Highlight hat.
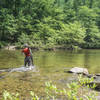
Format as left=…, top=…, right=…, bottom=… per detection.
left=24, top=43, right=28, bottom=47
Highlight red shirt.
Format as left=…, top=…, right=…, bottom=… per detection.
left=22, top=48, right=30, bottom=56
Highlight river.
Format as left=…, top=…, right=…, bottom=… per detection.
left=0, top=49, right=100, bottom=99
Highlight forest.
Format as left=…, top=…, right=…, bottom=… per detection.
left=0, top=0, right=100, bottom=49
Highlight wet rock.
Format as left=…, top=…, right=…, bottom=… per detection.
left=68, top=67, right=89, bottom=75
left=95, top=74, right=100, bottom=76
left=86, top=74, right=97, bottom=79
left=66, top=74, right=79, bottom=82
left=88, top=76, right=100, bottom=91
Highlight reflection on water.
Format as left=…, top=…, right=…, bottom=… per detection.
left=34, top=50, right=100, bottom=73
left=0, top=49, right=100, bottom=98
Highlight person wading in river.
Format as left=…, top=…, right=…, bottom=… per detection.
left=22, top=44, right=33, bottom=67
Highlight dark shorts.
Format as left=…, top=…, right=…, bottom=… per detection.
left=24, top=56, right=32, bottom=66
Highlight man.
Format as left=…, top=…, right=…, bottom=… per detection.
left=22, top=44, right=33, bottom=67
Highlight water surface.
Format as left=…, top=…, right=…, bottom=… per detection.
left=0, top=49, right=100, bottom=98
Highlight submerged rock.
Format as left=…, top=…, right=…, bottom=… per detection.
left=0, top=66, right=37, bottom=79
left=68, top=67, right=89, bottom=75
left=0, top=66, right=36, bottom=72
left=11, top=66, right=35, bottom=72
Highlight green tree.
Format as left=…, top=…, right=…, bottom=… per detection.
left=0, top=8, right=17, bottom=42
left=56, top=21, right=86, bottom=47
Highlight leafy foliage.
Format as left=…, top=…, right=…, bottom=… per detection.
left=0, top=0, right=100, bottom=49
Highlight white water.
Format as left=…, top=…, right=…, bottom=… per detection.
left=0, top=66, right=36, bottom=72
left=11, top=66, right=36, bottom=72
left=0, top=66, right=38, bottom=79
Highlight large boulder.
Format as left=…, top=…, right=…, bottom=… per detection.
left=68, top=67, right=89, bottom=75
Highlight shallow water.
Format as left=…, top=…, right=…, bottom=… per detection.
left=0, top=49, right=100, bottom=98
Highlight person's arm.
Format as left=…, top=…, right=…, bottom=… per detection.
left=29, top=48, right=32, bottom=56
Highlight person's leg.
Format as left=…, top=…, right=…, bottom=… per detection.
left=30, top=55, right=34, bottom=65
left=27, top=56, right=31, bottom=66
left=24, top=57, right=27, bottom=67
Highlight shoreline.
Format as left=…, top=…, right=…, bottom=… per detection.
left=1, top=44, right=100, bottom=51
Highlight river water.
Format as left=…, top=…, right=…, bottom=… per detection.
left=0, top=49, right=100, bottom=98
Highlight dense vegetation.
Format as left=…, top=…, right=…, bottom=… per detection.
left=0, top=0, right=100, bottom=49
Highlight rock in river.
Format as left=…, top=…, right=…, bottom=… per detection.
left=90, top=74, right=100, bottom=91
left=68, top=67, right=89, bottom=75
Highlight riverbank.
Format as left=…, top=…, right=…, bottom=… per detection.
left=2, top=42, right=100, bottom=51
left=1, top=44, right=82, bottom=51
